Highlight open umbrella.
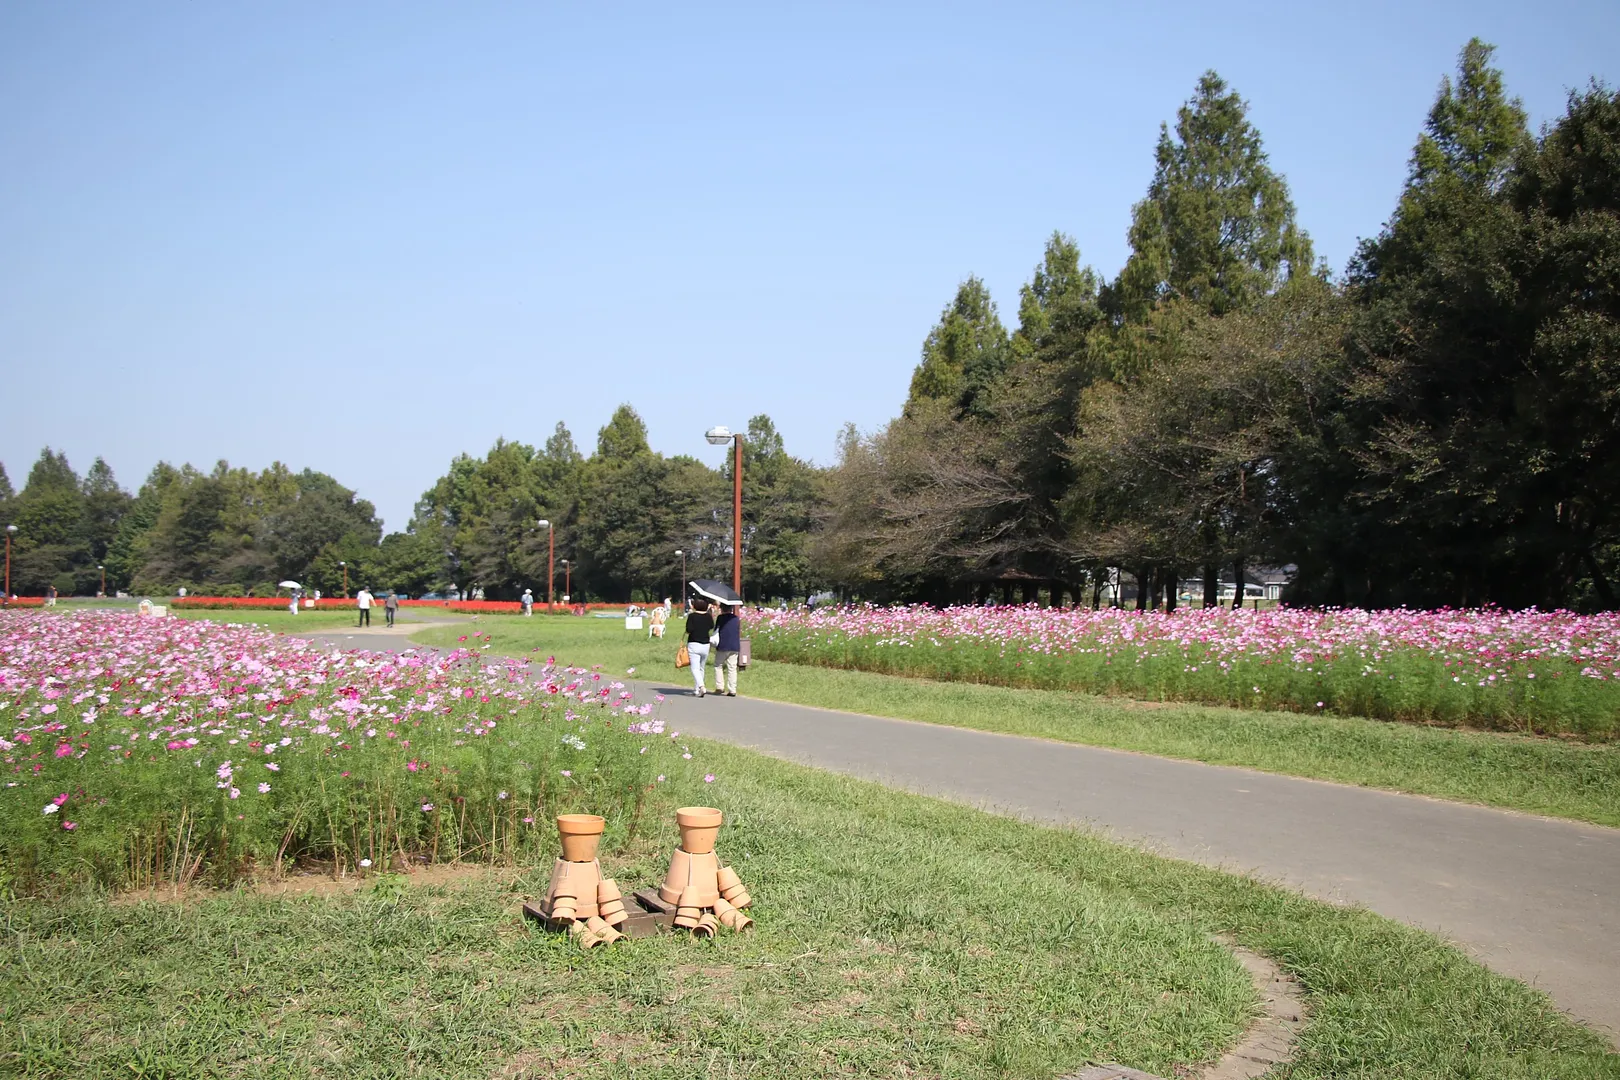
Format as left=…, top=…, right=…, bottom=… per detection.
left=278, top=580, right=302, bottom=590
left=689, top=579, right=742, bottom=604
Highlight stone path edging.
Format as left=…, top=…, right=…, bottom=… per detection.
left=1068, top=937, right=1306, bottom=1080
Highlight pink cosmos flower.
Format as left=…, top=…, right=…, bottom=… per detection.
left=55, top=742, right=73, bottom=758
left=258, top=782, right=271, bottom=794
left=421, top=802, right=434, bottom=812
left=560, top=769, right=571, bottom=777
left=704, top=774, right=715, bottom=783
left=61, top=820, right=77, bottom=830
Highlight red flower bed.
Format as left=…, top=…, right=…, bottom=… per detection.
left=0, top=597, right=45, bottom=608
left=166, top=597, right=632, bottom=614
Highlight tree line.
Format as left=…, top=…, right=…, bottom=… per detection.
left=0, top=411, right=820, bottom=603
left=5, top=41, right=1616, bottom=610
left=820, top=40, right=1620, bottom=611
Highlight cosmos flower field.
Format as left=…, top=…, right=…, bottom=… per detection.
left=0, top=611, right=705, bottom=893
left=748, top=605, right=1620, bottom=738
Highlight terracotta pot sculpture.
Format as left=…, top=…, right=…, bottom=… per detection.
left=657, top=806, right=753, bottom=936
left=541, top=813, right=628, bottom=948
left=676, top=806, right=724, bottom=855
left=557, top=813, right=605, bottom=862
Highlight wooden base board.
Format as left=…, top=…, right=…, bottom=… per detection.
left=523, top=890, right=677, bottom=939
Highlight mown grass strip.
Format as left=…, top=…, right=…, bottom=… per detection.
left=4, top=742, right=1613, bottom=1078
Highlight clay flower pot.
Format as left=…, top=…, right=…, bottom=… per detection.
left=556, top=814, right=605, bottom=862
left=676, top=806, right=724, bottom=854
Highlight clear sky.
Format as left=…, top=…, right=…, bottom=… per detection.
left=3, top=1, right=1616, bottom=531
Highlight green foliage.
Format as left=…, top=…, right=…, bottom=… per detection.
left=905, top=276, right=1010, bottom=417
left=408, top=408, right=825, bottom=604
left=1111, top=71, right=1315, bottom=321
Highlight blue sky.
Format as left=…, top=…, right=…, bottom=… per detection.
left=3, top=1, right=1616, bottom=531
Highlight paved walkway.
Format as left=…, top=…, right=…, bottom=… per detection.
left=304, top=628, right=1620, bottom=1042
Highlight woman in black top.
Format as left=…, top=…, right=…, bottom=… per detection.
left=685, top=598, right=714, bottom=697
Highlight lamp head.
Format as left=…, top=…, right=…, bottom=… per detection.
left=704, top=426, right=732, bottom=446
left=675, top=548, right=683, bottom=557
left=5, top=525, right=15, bottom=535
left=538, top=518, right=550, bottom=529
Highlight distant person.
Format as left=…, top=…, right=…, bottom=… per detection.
left=289, top=588, right=301, bottom=615
left=713, top=603, right=741, bottom=697
left=356, top=586, right=374, bottom=627
left=685, top=597, right=714, bottom=698
left=521, top=589, right=534, bottom=617
left=45, top=585, right=56, bottom=607
left=648, top=604, right=667, bottom=639
left=384, top=590, right=399, bottom=628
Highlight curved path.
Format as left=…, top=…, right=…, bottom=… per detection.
left=304, top=627, right=1620, bottom=1042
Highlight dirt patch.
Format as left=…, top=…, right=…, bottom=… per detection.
left=110, top=861, right=500, bottom=905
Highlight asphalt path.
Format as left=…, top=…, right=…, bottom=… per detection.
left=303, top=627, right=1620, bottom=1042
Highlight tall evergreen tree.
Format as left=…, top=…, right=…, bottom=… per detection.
left=905, top=277, right=1010, bottom=418
left=1326, top=40, right=1538, bottom=606
left=1111, top=71, right=1315, bottom=322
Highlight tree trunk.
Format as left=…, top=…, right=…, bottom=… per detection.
left=1001, top=582, right=1014, bottom=605
left=1164, top=568, right=1177, bottom=613
left=1202, top=563, right=1219, bottom=608
left=1134, top=567, right=1149, bottom=611
left=1231, top=556, right=1246, bottom=610
left=1091, top=575, right=1103, bottom=610
left=1584, top=550, right=1617, bottom=610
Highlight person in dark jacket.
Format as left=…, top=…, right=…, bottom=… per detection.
left=685, top=598, right=714, bottom=697
left=713, top=604, right=742, bottom=696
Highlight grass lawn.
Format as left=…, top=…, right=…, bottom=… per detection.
left=411, top=617, right=1620, bottom=829
left=6, top=743, right=1615, bottom=1079
left=171, top=608, right=385, bottom=631
left=173, top=608, right=471, bottom=632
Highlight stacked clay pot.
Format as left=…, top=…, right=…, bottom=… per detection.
left=660, top=806, right=753, bottom=935
left=542, top=814, right=629, bottom=948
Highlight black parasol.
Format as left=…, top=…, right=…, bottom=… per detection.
left=689, top=579, right=742, bottom=604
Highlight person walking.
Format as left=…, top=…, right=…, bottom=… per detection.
left=521, top=589, right=534, bottom=617
left=713, top=602, right=742, bottom=697
left=384, top=590, right=399, bottom=628
left=685, top=597, right=714, bottom=698
left=356, top=586, right=374, bottom=627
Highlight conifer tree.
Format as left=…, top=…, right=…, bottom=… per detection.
left=1112, top=72, right=1314, bottom=321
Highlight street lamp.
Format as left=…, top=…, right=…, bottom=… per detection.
left=98, top=564, right=105, bottom=597
left=538, top=519, right=554, bottom=612
left=704, top=426, right=744, bottom=596
left=560, top=558, right=571, bottom=606
left=4, top=524, right=15, bottom=606
left=675, top=548, right=685, bottom=606
left=339, top=560, right=348, bottom=599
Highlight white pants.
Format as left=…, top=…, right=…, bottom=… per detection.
left=713, top=650, right=738, bottom=693
left=687, top=642, right=710, bottom=692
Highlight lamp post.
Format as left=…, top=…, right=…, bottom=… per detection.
left=675, top=548, right=685, bottom=605
left=4, top=525, right=15, bottom=606
left=339, top=561, right=348, bottom=599
left=704, top=426, right=743, bottom=596
left=538, top=519, right=554, bottom=611
left=561, top=559, right=570, bottom=605
left=98, top=564, right=105, bottom=597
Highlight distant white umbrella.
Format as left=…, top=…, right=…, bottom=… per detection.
left=278, top=580, right=302, bottom=590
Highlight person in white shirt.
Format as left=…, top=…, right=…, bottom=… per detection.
left=356, top=587, right=374, bottom=627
